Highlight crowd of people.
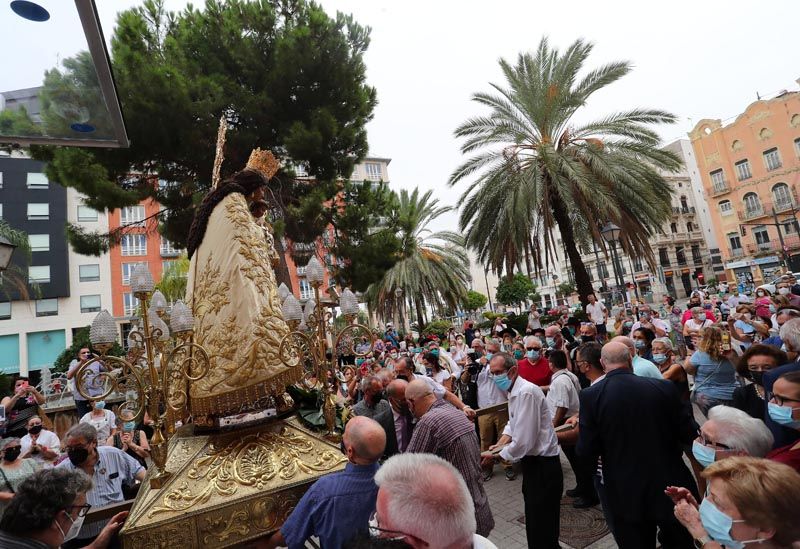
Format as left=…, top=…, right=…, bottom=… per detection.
left=3, top=277, right=800, bottom=547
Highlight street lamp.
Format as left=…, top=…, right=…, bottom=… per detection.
left=0, top=235, right=18, bottom=271
left=601, top=222, right=625, bottom=302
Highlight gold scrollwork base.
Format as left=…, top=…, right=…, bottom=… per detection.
left=121, top=418, right=346, bottom=548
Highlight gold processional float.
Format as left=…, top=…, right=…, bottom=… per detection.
left=74, top=121, right=375, bottom=547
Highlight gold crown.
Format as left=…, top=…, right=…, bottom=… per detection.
left=246, top=148, right=280, bottom=180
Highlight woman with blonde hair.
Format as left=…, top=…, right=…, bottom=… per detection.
left=670, top=456, right=800, bottom=548
left=686, top=326, right=738, bottom=416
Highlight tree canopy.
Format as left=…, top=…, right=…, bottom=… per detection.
left=32, top=0, right=395, bottom=289
left=462, top=290, right=488, bottom=312
left=495, top=273, right=538, bottom=308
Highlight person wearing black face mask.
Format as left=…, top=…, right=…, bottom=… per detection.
left=0, top=437, right=39, bottom=520
left=21, top=415, right=61, bottom=467
left=57, top=423, right=145, bottom=548
left=732, top=344, right=787, bottom=420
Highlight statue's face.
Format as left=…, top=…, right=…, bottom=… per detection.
left=247, top=187, right=268, bottom=218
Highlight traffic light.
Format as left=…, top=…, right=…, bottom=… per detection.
left=740, top=225, right=747, bottom=236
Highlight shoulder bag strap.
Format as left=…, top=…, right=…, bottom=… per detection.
left=0, top=467, right=14, bottom=493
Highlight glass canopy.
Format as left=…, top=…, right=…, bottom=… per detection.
left=0, top=0, right=129, bottom=148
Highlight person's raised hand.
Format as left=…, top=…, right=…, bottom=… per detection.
left=665, top=486, right=698, bottom=508
left=87, top=511, right=129, bottom=549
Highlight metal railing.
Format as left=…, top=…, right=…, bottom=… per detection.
left=672, top=206, right=696, bottom=215
left=710, top=182, right=730, bottom=196
left=737, top=207, right=767, bottom=221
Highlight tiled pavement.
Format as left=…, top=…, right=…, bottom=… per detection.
left=484, top=452, right=617, bottom=549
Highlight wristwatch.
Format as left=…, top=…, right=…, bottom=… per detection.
left=693, top=535, right=712, bottom=548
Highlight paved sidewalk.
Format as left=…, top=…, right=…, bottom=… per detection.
left=484, top=452, right=617, bottom=549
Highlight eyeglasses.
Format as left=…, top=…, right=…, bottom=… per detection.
left=770, top=393, right=800, bottom=406
left=368, top=511, right=429, bottom=546
left=66, top=503, right=92, bottom=518
left=696, top=430, right=733, bottom=451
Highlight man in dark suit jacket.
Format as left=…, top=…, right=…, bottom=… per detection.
left=577, top=341, right=698, bottom=549
left=374, top=379, right=414, bottom=459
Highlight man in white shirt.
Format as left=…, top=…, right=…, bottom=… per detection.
left=585, top=293, right=608, bottom=342
left=545, top=353, right=580, bottom=427
left=480, top=352, right=562, bottom=549
left=20, top=415, right=60, bottom=467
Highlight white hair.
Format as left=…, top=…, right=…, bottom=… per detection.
left=652, top=337, right=673, bottom=351
left=375, top=453, right=476, bottom=547
left=707, top=406, right=774, bottom=458
left=780, top=318, right=800, bottom=352
left=523, top=335, right=542, bottom=348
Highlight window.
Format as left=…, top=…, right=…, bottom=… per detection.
left=680, top=196, right=689, bottom=210
left=160, top=239, right=180, bottom=256
left=795, top=138, right=800, bottom=157
left=772, top=183, right=792, bottom=210
left=633, top=257, right=644, bottom=272
left=597, top=261, right=609, bottom=279
left=0, top=204, right=3, bottom=220
left=123, top=293, right=139, bottom=316
left=77, top=205, right=98, bottom=222
left=80, top=295, right=101, bottom=313
left=659, top=248, right=670, bottom=266
left=79, top=264, right=100, bottom=282
left=298, top=278, right=313, bottom=300
left=28, top=234, right=49, bottom=252
left=120, top=205, right=145, bottom=226
left=0, top=173, right=3, bottom=188
left=710, top=169, right=726, bottom=191
left=743, top=192, right=762, bottom=215
left=27, top=203, right=49, bottom=220
left=753, top=226, right=770, bottom=249
left=763, top=147, right=782, bottom=171
left=734, top=159, right=752, bottom=181
left=676, top=247, right=687, bottom=265
left=687, top=222, right=694, bottom=232
left=28, top=266, right=50, bottom=284
left=26, top=173, right=49, bottom=189
left=364, top=162, right=382, bottom=181
left=121, top=235, right=146, bottom=256
left=728, top=234, right=742, bottom=250
left=691, top=245, right=702, bottom=263
left=719, top=200, right=733, bottom=216
left=122, top=262, right=147, bottom=285
left=0, top=302, right=10, bottom=320
left=670, top=222, right=677, bottom=233
left=35, top=299, right=58, bottom=317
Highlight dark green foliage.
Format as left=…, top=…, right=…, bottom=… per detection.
left=495, top=273, right=539, bottom=307
left=462, top=290, right=488, bottom=312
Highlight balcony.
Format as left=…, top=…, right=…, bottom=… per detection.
left=692, top=256, right=704, bottom=266
left=688, top=231, right=704, bottom=241
left=737, top=206, right=768, bottom=221
left=745, top=242, right=774, bottom=256
left=672, top=206, right=696, bottom=215
left=728, top=247, right=745, bottom=259
left=710, top=182, right=730, bottom=197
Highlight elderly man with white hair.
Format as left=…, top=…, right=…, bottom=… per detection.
left=371, top=453, right=497, bottom=548
left=691, top=405, right=774, bottom=469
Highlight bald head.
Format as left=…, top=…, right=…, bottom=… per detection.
left=601, top=341, right=632, bottom=371
left=405, top=379, right=433, bottom=401
left=406, top=379, right=436, bottom=419
left=611, top=336, right=636, bottom=358
left=545, top=325, right=560, bottom=338
left=386, top=379, right=408, bottom=400
left=343, top=416, right=386, bottom=464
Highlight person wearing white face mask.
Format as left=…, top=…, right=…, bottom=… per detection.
left=0, top=468, right=127, bottom=549
left=670, top=456, right=800, bottom=549
left=728, top=305, right=770, bottom=352
left=683, top=307, right=713, bottom=351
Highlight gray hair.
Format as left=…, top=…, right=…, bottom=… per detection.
left=485, top=338, right=501, bottom=352
left=780, top=318, right=800, bottom=352
left=491, top=351, right=517, bottom=372
left=707, top=406, right=774, bottom=458
left=359, top=375, right=380, bottom=394
left=523, top=335, right=542, bottom=348
left=0, top=437, right=20, bottom=451
left=0, top=469, right=93, bottom=535
left=375, top=453, right=476, bottom=547
left=652, top=337, right=674, bottom=351
left=66, top=422, right=98, bottom=443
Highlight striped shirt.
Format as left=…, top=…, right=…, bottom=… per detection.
left=57, top=446, right=144, bottom=539
left=407, top=399, right=495, bottom=537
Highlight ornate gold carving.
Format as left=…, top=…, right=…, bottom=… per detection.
left=148, top=427, right=345, bottom=516
left=246, top=148, right=280, bottom=179
left=125, top=521, right=196, bottom=548
left=202, top=510, right=250, bottom=543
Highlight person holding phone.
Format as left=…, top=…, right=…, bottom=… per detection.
left=1, top=377, right=45, bottom=439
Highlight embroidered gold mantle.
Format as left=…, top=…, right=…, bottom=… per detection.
left=186, top=193, right=301, bottom=418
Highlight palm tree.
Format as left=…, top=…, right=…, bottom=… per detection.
left=0, top=221, right=36, bottom=301
left=450, top=37, right=681, bottom=305
left=365, top=188, right=469, bottom=330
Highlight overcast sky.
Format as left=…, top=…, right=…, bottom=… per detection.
left=5, top=0, right=800, bottom=233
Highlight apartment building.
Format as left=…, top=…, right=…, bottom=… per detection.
left=689, top=90, right=800, bottom=285
left=0, top=153, right=113, bottom=376
left=578, top=139, right=717, bottom=301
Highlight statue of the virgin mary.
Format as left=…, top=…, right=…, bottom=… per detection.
left=185, top=149, right=301, bottom=427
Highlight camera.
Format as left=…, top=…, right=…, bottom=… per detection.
left=467, top=363, right=480, bottom=376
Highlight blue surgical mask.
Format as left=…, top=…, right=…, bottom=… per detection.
left=123, top=421, right=136, bottom=432
left=486, top=352, right=494, bottom=361
left=767, top=402, right=800, bottom=428
left=698, top=313, right=707, bottom=321
left=545, top=337, right=556, bottom=348
left=699, top=498, right=761, bottom=549
left=692, top=440, right=716, bottom=468
left=769, top=305, right=777, bottom=314
left=526, top=350, right=540, bottom=361
left=513, top=350, right=524, bottom=360
left=493, top=373, right=512, bottom=391
left=634, top=340, right=646, bottom=349
left=430, top=349, right=439, bottom=358
left=652, top=353, right=667, bottom=365
left=94, top=401, right=106, bottom=410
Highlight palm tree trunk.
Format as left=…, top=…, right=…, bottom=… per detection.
left=415, top=296, right=426, bottom=333
left=550, top=194, right=593, bottom=308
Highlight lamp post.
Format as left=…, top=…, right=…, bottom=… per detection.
left=0, top=235, right=17, bottom=271
left=278, top=256, right=373, bottom=439
left=601, top=222, right=625, bottom=303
